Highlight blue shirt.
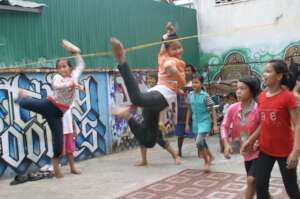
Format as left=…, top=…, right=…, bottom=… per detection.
left=188, top=90, right=212, bottom=134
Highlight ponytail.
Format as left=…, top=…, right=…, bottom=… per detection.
left=268, top=59, right=295, bottom=90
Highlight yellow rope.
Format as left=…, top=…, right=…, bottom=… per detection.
left=5, top=18, right=295, bottom=68
left=6, top=34, right=199, bottom=68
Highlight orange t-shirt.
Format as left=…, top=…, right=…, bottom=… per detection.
left=157, top=52, right=186, bottom=93
left=258, top=89, right=298, bottom=157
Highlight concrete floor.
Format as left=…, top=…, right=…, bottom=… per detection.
left=0, top=135, right=298, bottom=199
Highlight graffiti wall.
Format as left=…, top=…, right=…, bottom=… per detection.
left=0, top=72, right=108, bottom=176
left=0, top=70, right=177, bottom=176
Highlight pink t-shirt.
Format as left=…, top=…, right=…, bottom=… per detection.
left=221, top=102, right=260, bottom=161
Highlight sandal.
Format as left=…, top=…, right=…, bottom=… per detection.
left=10, top=174, right=28, bottom=186
left=27, top=172, right=44, bottom=181
left=41, top=171, right=54, bottom=179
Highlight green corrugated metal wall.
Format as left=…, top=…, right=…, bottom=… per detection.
left=0, top=0, right=199, bottom=69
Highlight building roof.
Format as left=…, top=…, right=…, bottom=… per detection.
left=0, top=0, right=46, bottom=13
left=0, top=0, right=45, bottom=8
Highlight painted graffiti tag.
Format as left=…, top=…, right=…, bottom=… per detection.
left=0, top=73, right=106, bottom=176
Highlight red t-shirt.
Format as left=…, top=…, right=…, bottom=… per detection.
left=258, top=89, right=298, bottom=157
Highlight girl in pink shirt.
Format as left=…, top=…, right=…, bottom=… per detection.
left=221, top=75, right=262, bottom=199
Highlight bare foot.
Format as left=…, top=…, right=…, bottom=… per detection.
left=111, top=37, right=126, bottom=64
left=174, top=156, right=181, bottom=165
left=177, top=151, right=182, bottom=157
left=62, top=39, right=81, bottom=54
left=54, top=170, right=64, bottom=178
left=209, top=156, right=215, bottom=165
left=71, top=169, right=81, bottom=175
left=134, top=161, right=148, bottom=166
left=111, top=106, right=131, bottom=120
left=203, top=164, right=211, bottom=173
left=18, top=89, right=28, bottom=98
left=53, top=158, right=63, bottom=178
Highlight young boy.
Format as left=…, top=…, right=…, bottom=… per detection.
left=185, top=75, right=218, bottom=172
left=175, top=64, right=196, bottom=157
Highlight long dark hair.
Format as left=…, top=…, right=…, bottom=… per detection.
left=268, top=59, right=295, bottom=90
left=56, top=58, right=73, bottom=69
left=186, top=64, right=197, bottom=73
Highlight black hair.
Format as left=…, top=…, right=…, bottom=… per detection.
left=192, top=74, right=204, bottom=83
left=147, top=72, right=158, bottom=82
left=162, top=33, right=179, bottom=50
left=227, top=92, right=237, bottom=101
left=56, top=58, right=73, bottom=69
left=239, top=75, right=261, bottom=98
left=186, top=64, right=197, bottom=73
left=268, top=59, right=295, bottom=90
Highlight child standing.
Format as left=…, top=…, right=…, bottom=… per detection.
left=185, top=75, right=218, bottom=172
left=15, top=40, right=85, bottom=178
left=221, top=75, right=264, bottom=199
left=242, top=60, right=300, bottom=199
left=176, top=64, right=196, bottom=157
left=62, top=108, right=81, bottom=174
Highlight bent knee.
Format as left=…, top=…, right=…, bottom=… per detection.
left=247, top=176, right=255, bottom=186
left=144, top=141, right=156, bottom=148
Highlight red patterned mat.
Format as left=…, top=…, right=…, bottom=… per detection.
left=118, top=169, right=298, bottom=199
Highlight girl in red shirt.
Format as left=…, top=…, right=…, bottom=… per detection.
left=242, top=60, right=300, bottom=199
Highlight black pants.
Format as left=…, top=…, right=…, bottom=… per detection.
left=16, top=97, right=64, bottom=158
left=156, top=131, right=169, bottom=149
left=118, top=62, right=168, bottom=148
left=255, top=151, right=300, bottom=199
left=245, top=159, right=257, bottom=177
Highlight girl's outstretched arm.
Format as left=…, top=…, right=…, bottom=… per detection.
left=287, top=109, right=300, bottom=169
left=160, top=22, right=177, bottom=55
left=220, top=104, right=234, bottom=159
left=72, top=54, right=85, bottom=83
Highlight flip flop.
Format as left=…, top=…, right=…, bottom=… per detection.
left=27, top=172, right=44, bottom=181
left=41, top=171, right=54, bottom=179
left=9, top=174, right=28, bottom=186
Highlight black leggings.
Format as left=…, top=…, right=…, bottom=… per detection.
left=16, top=97, right=64, bottom=158
left=255, top=151, right=300, bottom=199
left=118, top=62, right=168, bottom=148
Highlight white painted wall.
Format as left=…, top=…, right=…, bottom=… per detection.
left=194, top=0, right=300, bottom=54
left=173, top=0, right=195, bottom=8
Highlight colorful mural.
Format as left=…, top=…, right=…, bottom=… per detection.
left=199, top=41, right=300, bottom=95
left=0, top=69, right=178, bottom=176
left=0, top=72, right=108, bottom=176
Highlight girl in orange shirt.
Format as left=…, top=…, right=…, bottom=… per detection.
left=111, top=22, right=185, bottom=152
